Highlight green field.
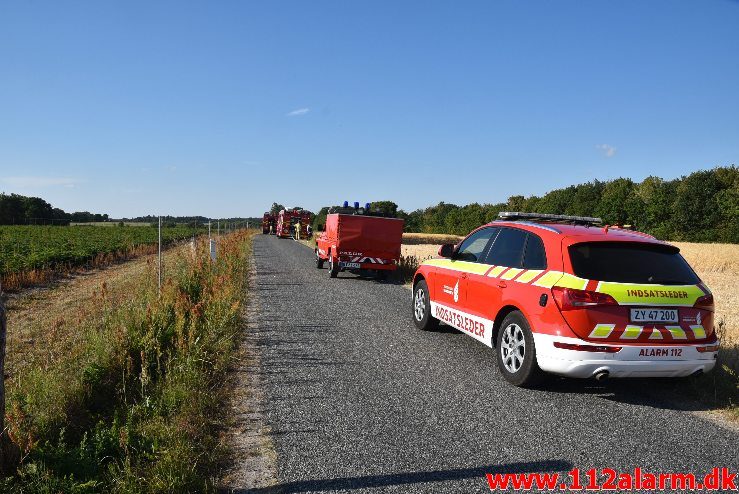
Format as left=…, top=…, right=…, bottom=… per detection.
left=0, top=225, right=203, bottom=277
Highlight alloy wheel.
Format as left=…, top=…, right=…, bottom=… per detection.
left=501, top=323, right=526, bottom=373
left=414, top=288, right=426, bottom=321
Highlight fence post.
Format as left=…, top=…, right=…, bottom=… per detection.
left=158, top=216, right=162, bottom=293
left=0, top=287, right=6, bottom=466
left=0, top=285, right=20, bottom=475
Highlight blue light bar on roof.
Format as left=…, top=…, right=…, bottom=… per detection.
left=498, top=211, right=602, bottom=225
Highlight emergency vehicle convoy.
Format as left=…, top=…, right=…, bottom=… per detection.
left=315, top=202, right=404, bottom=279
left=261, top=212, right=275, bottom=234
left=411, top=212, right=718, bottom=386
left=275, top=207, right=313, bottom=239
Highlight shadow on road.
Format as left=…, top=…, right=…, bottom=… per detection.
left=543, top=376, right=710, bottom=412
left=316, top=267, right=407, bottom=286
left=225, top=459, right=572, bottom=493
left=428, top=322, right=461, bottom=334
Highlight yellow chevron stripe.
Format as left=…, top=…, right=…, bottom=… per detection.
left=649, top=328, right=664, bottom=340
left=532, top=271, right=563, bottom=288
left=487, top=266, right=506, bottom=278
left=690, top=325, right=706, bottom=339
left=554, top=273, right=589, bottom=290
left=621, top=325, right=642, bottom=339
left=500, top=268, right=524, bottom=280
left=666, top=326, right=687, bottom=340
left=421, top=259, right=490, bottom=275
left=515, top=269, right=544, bottom=284
left=589, top=324, right=615, bottom=339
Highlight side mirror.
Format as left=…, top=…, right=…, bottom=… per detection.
left=438, top=243, right=455, bottom=258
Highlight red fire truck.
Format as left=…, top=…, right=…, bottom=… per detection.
left=276, top=208, right=314, bottom=239
left=315, top=205, right=404, bottom=279
left=261, top=212, right=275, bottom=234
left=298, top=209, right=314, bottom=238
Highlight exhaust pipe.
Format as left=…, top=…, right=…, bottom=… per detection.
left=594, top=370, right=610, bottom=381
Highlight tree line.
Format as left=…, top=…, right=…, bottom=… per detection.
left=311, top=166, right=739, bottom=243
left=0, top=193, right=109, bottom=225
left=0, top=194, right=262, bottom=228
left=122, top=215, right=261, bottom=228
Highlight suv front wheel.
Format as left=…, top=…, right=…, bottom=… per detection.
left=412, top=279, right=439, bottom=331
left=496, top=311, right=542, bottom=387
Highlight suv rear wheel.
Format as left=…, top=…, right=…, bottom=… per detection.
left=412, top=280, right=439, bottom=331
left=496, top=311, right=541, bottom=387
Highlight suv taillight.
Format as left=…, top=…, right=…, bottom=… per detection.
left=694, top=293, right=714, bottom=312
left=551, top=287, right=618, bottom=311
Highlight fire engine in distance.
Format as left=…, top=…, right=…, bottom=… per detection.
left=276, top=207, right=313, bottom=239
left=261, top=212, right=276, bottom=234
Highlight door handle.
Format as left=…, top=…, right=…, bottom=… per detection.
left=497, top=280, right=507, bottom=288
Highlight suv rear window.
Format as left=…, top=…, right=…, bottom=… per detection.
left=568, top=242, right=700, bottom=285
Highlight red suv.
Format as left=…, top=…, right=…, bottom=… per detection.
left=411, top=212, right=718, bottom=386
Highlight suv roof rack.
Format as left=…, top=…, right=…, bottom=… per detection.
left=498, top=211, right=602, bottom=226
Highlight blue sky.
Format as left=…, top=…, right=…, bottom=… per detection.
left=1, top=1, right=738, bottom=218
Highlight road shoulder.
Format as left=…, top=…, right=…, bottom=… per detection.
left=218, top=264, right=279, bottom=492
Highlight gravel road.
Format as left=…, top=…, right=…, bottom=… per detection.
left=234, top=234, right=738, bottom=493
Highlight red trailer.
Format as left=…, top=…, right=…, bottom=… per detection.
left=261, top=212, right=275, bottom=234
left=315, top=213, right=404, bottom=279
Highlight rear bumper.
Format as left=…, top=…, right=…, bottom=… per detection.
left=533, top=334, right=718, bottom=378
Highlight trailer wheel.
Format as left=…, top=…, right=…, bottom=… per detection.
left=315, top=251, right=324, bottom=269
left=328, top=256, right=339, bottom=278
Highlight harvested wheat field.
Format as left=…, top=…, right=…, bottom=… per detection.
left=401, top=233, right=464, bottom=245
left=674, top=242, right=739, bottom=344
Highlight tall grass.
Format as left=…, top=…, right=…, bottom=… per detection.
left=398, top=254, right=424, bottom=284
left=1, top=230, right=253, bottom=492
left=687, top=320, right=739, bottom=417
